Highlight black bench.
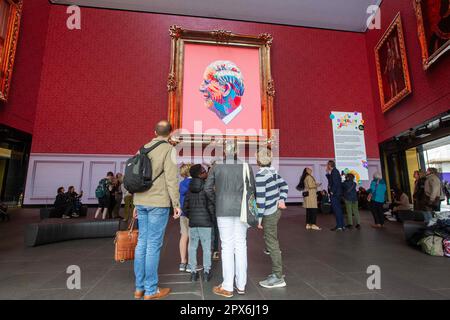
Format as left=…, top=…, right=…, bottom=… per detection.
left=40, top=205, right=88, bottom=220
left=25, top=219, right=120, bottom=247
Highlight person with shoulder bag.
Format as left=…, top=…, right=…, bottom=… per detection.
left=204, top=142, right=254, bottom=298
left=255, top=149, right=289, bottom=289
left=342, top=173, right=360, bottom=229
left=297, top=167, right=321, bottom=231
left=130, top=120, right=181, bottom=300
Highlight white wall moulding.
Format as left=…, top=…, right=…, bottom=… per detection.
left=24, top=153, right=381, bottom=205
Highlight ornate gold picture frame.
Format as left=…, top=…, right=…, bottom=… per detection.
left=413, top=0, right=450, bottom=70
left=0, top=0, right=22, bottom=102
left=374, top=13, right=412, bottom=113
left=167, top=26, right=275, bottom=144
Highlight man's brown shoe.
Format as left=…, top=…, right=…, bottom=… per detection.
left=144, top=287, right=171, bottom=300
left=134, top=290, right=144, bottom=299
left=213, top=285, right=233, bottom=298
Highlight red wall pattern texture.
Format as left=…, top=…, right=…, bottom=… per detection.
left=0, top=0, right=50, bottom=133
left=29, top=5, right=379, bottom=158
left=5, top=1, right=449, bottom=157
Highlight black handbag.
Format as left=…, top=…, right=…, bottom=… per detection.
left=242, top=163, right=258, bottom=227
left=302, top=191, right=309, bottom=197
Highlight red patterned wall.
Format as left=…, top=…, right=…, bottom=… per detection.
left=29, top=5, right=379, bottom=158
left=0, top=0, right=50, bottom=133
left=365, top=0, right=450, bottom=142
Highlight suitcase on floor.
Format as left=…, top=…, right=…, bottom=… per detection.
left=114, top=218, right=138, bottom=262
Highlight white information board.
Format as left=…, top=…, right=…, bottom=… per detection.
left=330, top=111, right=369, bottom=182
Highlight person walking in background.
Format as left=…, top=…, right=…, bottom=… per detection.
left=367, top=172, right=387, bottom=228
left=298, top=167, right=321, bottom=230
left=183, top=164, right=215, bottom=282
left=255, top=149, right=289, bottom=289
left=94, top=172, right=114, bottom=220
left=205, top=142, right=255, bottom=298
left=342, top=173, right=360, bottom=229
left=178, top=163, right=192, bottom=273
left=424, top=167, right=442, bottom=212
left=444, top=181, right=450, bottom=205
left=326, top=160, right=345, bottom=231
left=413, top=170, right=427, bottom=211
left=122, top=176, right=134, bottom=223
left=133, top=120, right=181, bottom=300
left=112, top=173, right=123, bottom=219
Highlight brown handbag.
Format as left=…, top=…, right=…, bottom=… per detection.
left=114, top=218, right=138, bottom=262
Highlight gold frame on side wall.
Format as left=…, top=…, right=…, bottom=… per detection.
left=374, top=13, right=412, bottom=113
left=413, top=0, right=450, bottom=70
left=167, top=26, right=275, bottom=144
left=0, top=0, right=22, bottom=102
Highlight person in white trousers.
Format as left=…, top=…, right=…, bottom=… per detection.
left=205, top=143, right=256, bottom=298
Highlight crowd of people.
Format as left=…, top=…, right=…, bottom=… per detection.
left=128, top=120, right=291, bottom=300
left=93, top=172, right=134, bottom=222
left=50, top=119, right=447, bottom=299
left=413, top=168, right=447, bottom=212
left=121, top=120, right=450, bottom=300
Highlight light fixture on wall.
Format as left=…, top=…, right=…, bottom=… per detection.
left=414, top=126, right=431, bottom=138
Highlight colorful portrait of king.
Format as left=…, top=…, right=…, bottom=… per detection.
left=199, top=60, right=245, bottom=125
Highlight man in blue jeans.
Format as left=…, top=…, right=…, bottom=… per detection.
left=132, top=120, right=181, bottom=300
left=326, top=160, right=345, bottom=232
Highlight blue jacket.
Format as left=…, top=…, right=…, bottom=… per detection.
left=368, top=179, right=387, bottom=204
left=327, top=168, right=342, bottom=197
left=342, top=180, right=358, bottom=202
left=179, top=177, right=191, bottom=216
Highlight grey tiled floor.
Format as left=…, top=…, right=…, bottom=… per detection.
left=0, top=207, right=449, bottom=300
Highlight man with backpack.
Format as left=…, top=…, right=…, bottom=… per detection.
left=130, top=120, right=181, bottom=300
left=94, top=172, right=114, bottom=220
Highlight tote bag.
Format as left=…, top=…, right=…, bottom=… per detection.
left=240, top=163, right=258, bottom=227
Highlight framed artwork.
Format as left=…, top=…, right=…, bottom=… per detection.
left=0, top=0, right=22, bottom=102
left=374, top=13, right=412, bottom=113
left=167, top=26, right=275, bottom=144
left=413, top=0, right=450, bottom=70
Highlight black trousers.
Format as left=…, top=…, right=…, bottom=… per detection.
left=306, top=208, right=318, bottom=225
left=54, top=203, right=74, bottom=218
left=371, top=202, right=385, bottom=225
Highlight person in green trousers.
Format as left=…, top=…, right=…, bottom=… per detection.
left=342, top=173, right=360, bottom=229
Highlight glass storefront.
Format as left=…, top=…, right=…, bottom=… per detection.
left=0, top=125, right=31, bottom=205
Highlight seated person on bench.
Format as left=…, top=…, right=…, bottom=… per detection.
left=66, top=186, right=83, bottom=218
left=389, top=186, right=411, bottom=221
left=54, top=187, right=75, bottom=219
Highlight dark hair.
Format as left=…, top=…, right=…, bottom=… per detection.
left=107, top=171, right=114, bottom=177
left=57, top=187, right=64, bottom=194
left=298, top=168, right=309, bottom=191
left=392, top=186, right=403, bottom=201
left=68, top=186, right=74, bottom=193
left=328, top=160, right=336, bottom=168
left=155, top=120, right=172, bottom=137
left=189, top=164, right=204, bottom=178
left=346, top=173, right=355, bottom=181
